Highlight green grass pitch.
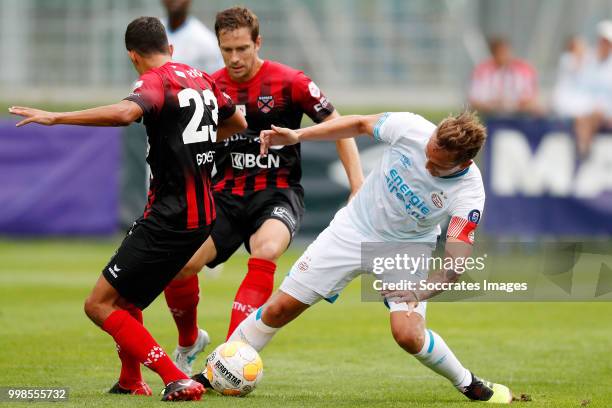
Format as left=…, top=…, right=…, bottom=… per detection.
left=0, top=239, right=610, bottom=407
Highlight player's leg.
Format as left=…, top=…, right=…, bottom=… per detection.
left=229, top=206, right=361, bottom=350
left=225, top=218, right=290, bottom=337
left=193, top=208, right=362, bottom=387
left=193, top=282, right=315, bottom=389
left=165, top=237, right=216, bottom=337
left=84, top=275, right=150, bottom=395
left=388, top=303, right=512, bottom=403
left=163, top=238, right=216, bottom=376
left=93, top=222, right=208, bottom=400
left=249, top=219, right=291, bottom=261
left=84, top=275, right=189, bottom=389
left=228, top=287, right=313, bottom=350
left=389, top=305, right=471, bottom=386
left=226, top=189, right=303, bottom=337
left=109, top=300, right=151, bottom=395
left=164, top=194, right=245, bottom=375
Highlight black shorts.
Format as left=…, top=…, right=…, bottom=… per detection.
left=207, top=188, right=304, bottom=267
left=102, top=218, right=211, bottom=309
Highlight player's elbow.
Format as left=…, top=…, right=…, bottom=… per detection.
left=114, top=110, right=135, bottom=126
left=113, top=103, right=140, bottom=126
left=356, top=116, right=369, bottom=135
left=356, top=115, right=378, bottom=136
left=115, top=118, right=132, bottom=127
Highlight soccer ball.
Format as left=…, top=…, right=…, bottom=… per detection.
left=204, top=341, right=263, bottom=396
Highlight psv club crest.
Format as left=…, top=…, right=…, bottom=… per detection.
left=431, top=191, right=446, bottom=208
left=257, top=95, right=275, bottom=113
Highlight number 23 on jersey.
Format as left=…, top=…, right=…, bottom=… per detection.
left=178, top=88, right=218, bottom=144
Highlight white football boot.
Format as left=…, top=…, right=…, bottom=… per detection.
left=172, top=329, right=211, bottom=376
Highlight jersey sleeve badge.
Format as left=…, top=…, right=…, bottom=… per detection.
left=308, top=81, right=321, bottom=98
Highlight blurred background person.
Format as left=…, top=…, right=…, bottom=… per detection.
left=162, top=0, right=224, bottom=73
left=469, top=37, right=542, bottom=116
left=574, top=20, right=612, bottom=158
left=552, top=36, right=593, bottom=119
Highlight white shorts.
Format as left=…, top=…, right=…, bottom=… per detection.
left=279, top=207, right=432, bottom=318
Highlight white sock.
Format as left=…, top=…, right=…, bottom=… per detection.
left=227, top=307, right=279, bottom=352
left=414, top=329, right=472, bottom=390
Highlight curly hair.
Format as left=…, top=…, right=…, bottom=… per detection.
left=215, top=7, right=259, bottom=42
left=435, top=111, right=487, bottom=164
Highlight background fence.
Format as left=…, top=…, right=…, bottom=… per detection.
left=2, top=0, right=612, bottom=107
left=2, top=0, right=612, bottom=238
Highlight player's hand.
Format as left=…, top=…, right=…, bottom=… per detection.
left=8, top=106, right=58, bottom=127
left=381, top=289, right=419, bottom=316
left=259, top=125, right=300, bottom=156
left=403, top=301, right=418, bottom=316
left=381, top=289, right=418, bottom=303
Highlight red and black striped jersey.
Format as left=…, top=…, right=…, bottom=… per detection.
left=125, top=61, right=235, bottom=231
left=211, top=60, right=334, bottom=195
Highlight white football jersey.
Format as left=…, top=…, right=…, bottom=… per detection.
left=164, top=17, right=224, bottom=74
left=347, top=112, right=485, bottom=242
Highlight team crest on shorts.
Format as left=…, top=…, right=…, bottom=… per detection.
left=297, top=256, right=311, bottom=272
left=272, top=207, right=297, bottom=235
left=297, top=261, right=308, bottom=271
left=257, top=95, right=275, bottom=113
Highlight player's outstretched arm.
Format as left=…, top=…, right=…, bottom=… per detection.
left=216, top=109, right=247, bottom=141
left=324, top=111, right=365, bottom=198
left=8, top=100, right=143, bottom=128
left=259, top=113, right=382, bottom=155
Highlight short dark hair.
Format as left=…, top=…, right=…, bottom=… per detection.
left=125, top=16, right=169, bottom=55
left=214, top=7, right=259, bottom=42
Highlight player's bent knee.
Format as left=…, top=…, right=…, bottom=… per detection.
left=251, top=241, right=284, bottom=261
left=262, top=302, right=290, bottom=325
left=262, top=300, right=298, bottom=327
left=83, top=291, right=119, bottom=327
left=174, top=262, right=200, bottom=279
left=83, top=296, right=105, bottom=325
left=391, top=323, right=425, bottom=354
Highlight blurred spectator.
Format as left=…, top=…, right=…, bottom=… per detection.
left=574, top=20, right=612, bottom=158
left=469, top=37, right=542, bottom=115
left=162, top=0, right=224, bottom=73
left=552, top=36, right=593, bottom=118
